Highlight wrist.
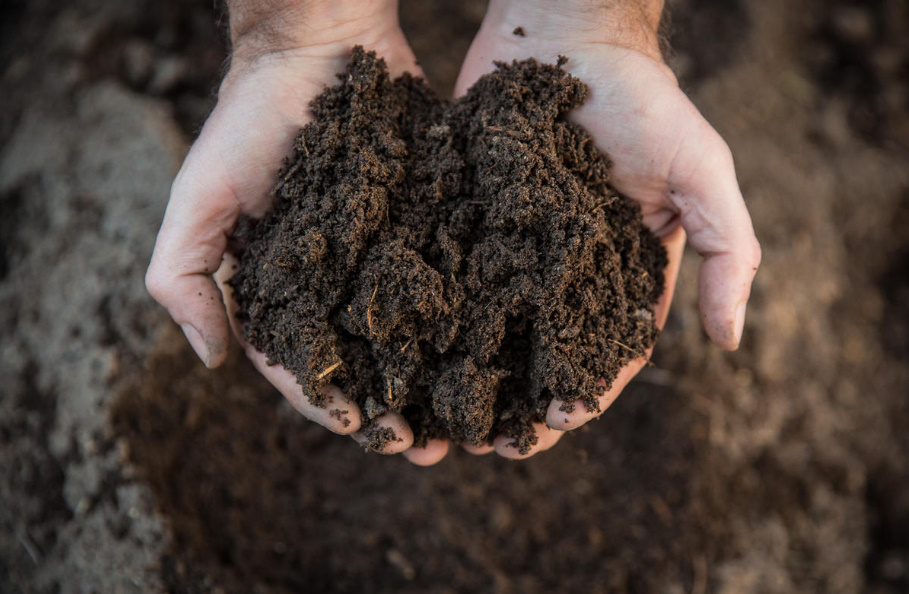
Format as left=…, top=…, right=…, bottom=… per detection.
left=227, top=0, right=401, bottom=65
left=485, top=0, right=664, bottom=60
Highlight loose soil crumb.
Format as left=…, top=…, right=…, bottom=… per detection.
left=359, top=424, right=403, bottom=452
left=513, top=26, right=526, bottom=37
left=230, top=47, right=666, bottom=452
left=328, top=408, right=352, bottom=428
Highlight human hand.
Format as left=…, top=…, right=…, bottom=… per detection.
left=424, top=0, right=761, bottom=462
left=146, top=0, right=424, bottom=453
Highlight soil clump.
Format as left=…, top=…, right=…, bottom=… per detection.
left=230, top=47, right=667, bottom=451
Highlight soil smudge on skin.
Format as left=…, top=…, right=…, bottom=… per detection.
left=230, top=47, right=667, bottom=452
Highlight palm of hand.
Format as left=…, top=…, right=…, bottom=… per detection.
left=148, top=18, right=759, bottom=466
left=148, top=36, right=426, bottom=453
left=431, top=30, right=759, bottom=461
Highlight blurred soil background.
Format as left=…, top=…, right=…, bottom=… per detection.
left=1, top=0, right=908, bottom=592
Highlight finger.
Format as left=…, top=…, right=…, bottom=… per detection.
left=549, top=361, right=647, bottom=431
left=149, top=230, right=231, bottom=369
left=493, top=422, right=564, bottom=460
left=245, top=349, right=362, bottom=434
left=352, top=411, right=414, bottom=454
left=214, top=253, right=247, bottom=340
left=145, top=135, right=240, bottom=369
left=145, top=78, right=304, bottom=369
left=215, top=253, right=363, bottom=435
left=461, top=442, right=495, bottom=455
left=402, top=439, right=450, bottom=466
left=651, top=227, right=687, bottom=334
left=546, top=227, right=686, bottom=430
left=667, top=122, right=761, bottom=350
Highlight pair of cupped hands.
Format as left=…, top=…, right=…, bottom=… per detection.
left=146, top=0, right=760, bottom=465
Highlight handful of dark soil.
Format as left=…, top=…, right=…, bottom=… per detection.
left=230, top=47, right=667, bottom=453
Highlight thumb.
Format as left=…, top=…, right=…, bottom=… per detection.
left=667, top=117, right=761, bottom=350
left=146, top=71, right=305, bottom=367
left=145, top=145, right=238, bottom=368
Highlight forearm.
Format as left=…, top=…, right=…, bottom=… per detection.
left=485, top=0, right=666, bottom=59
left=224, top=0, right=400, bottom=61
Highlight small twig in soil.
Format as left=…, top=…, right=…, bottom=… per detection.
left=385, top=377, right=404, bottom=406
left=592, top=196, right=617, bottom=212
left=283, top=160, right=302, bottom=181
left=366, top=285, right=379, bottom=333
left=316, top=361, right=342, bottom=380
left=401, top=338, right=413, bottom=353
left=608, top=338, right=645, bottom=359
left=485, top=125, right=522, bottom=138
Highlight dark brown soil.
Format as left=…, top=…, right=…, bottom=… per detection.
left=230, top=48, right=666, bottom=451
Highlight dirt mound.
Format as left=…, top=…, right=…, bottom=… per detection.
left=230, top=48, right=666, bottom=451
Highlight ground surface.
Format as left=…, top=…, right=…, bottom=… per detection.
left=1, top=0, right=908, bottom=593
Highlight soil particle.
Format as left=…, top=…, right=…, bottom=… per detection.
left=328, top=408, right=351, bottom=428
left=359, top=425, right=402, bottom=453
left=230, top=47, right=666, bottom=452
left=513, top=26, right=526, bottom=37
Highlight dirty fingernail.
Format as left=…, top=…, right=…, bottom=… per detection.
left=181, top=323, right=211, bottom=367
left=733, top=301, right=747, bottom=348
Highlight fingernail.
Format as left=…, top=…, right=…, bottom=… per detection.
left=733, top=301, right=747, bottom=348
left=181, top=323, right=211, bottom=367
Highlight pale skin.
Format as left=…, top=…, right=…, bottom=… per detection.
left=146, top=0, right=761, bottom=466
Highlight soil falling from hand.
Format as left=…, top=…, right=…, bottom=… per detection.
left=230, top=47, right=667, bottom=452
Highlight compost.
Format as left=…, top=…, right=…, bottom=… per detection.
left=230, top=47, right=667, bottom=451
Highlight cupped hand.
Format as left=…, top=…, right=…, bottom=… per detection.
left=415, top=0, right=760, bottom=463
left=146, top=1, right=423, bottom=453
left=148, top=0, right=760, bottom=467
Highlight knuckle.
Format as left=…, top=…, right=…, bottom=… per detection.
left=706, top=133, right=735, bottom=169
left=748, top=237, right=763, bottom=270
left=144, top=263, right=170, bottom=304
